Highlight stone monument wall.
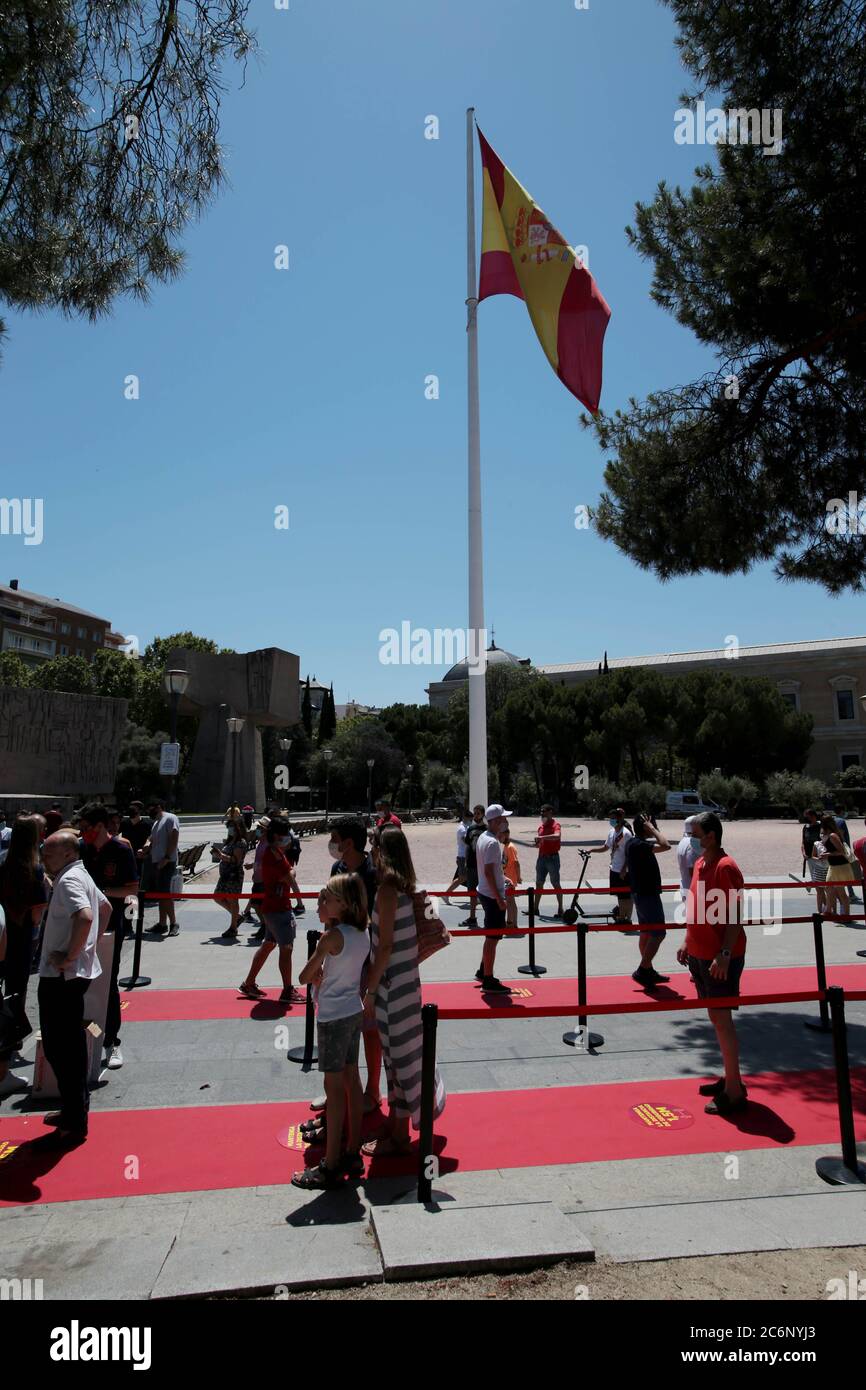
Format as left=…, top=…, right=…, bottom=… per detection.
left=0, top=686, right=128, bottom=796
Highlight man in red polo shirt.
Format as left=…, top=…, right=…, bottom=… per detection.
left=676, top=810, right=748, bottom=1116
left=375, top=800, right=402, bottom=829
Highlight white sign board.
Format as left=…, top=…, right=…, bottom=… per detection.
left=159, top=742, right=180, bottom=776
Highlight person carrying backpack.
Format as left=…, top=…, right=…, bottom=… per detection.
left=460, top=805, right=486, bottom=927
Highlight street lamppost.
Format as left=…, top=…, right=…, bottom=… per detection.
left=226, top=716, right=245, bottom=809
left=323, top=748, right=334, bottom=822
left=164, top=669, right=189, bottom=806
left=366, top=758, right=375, bottom=816
left=406, top=763, right=413, bottom=818
left=278, top=736, right=292, bottom=802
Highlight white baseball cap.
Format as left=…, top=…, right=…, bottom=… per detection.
left=485, top=803, right=513, bottom=820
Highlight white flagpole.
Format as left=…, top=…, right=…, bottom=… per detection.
left=466, top=106, right=488, bottom=809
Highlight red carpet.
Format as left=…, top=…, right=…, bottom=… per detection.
left=117, top=964, right=866, bottom=1023
left=1, top=1067, right=863, bottom=1207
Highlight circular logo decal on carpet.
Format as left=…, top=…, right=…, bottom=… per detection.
left=275, top=1124, right=310, bottom=1150
left=628, top=1102, right=694, bottom=1130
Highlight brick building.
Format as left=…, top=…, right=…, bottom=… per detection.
left=0, top=579, right=127, bottom=670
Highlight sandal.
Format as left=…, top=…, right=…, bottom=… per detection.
left=341, top=1151, right=365, bottom=1178
left=238, top=981, right=265, bottom=999
left=705, top=1087, right=748, bottom=1116
left=291, top=1161, right=343, bottom=1190
left=360, top=1135, right=412, bottom=1158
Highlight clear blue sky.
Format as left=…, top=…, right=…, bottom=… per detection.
left=1, top=0, right=859, bottom=708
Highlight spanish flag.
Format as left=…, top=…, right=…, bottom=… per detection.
left=477, top=126, right=611, bottom=414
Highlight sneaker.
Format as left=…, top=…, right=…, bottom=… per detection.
left=249, top=929, right=266, bottom=944
left=474, top=967, right=484, bottom=983
left=0, top=1072, right=29, bottom=1096
left=480, top=975, right=510, bottom=994
left=631, top=967, right=652, bottom=986
left=168, top=923, right=180, bottom=937
left=279, top=987, right=305, bottom=1005
left=239, top=981, right=265, bottom=1000
left=459, top=917, right=478, bottom=928
left=294, top=903, right=306, bottom=915
left=105, top=1045, right=123, bottom=1069
left=645, top=968, right=670, bottom=984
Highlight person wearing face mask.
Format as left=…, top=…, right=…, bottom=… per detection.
left=215, top=813, right=248, bottom=940
left=585, top=807, right=634, bottom=928
left=676, top=811, right=748, bottom=1115
left=676, top=817, right=700, bottom=903
left=238, top=817, right=303, bottom=1002
left=240, top=817, right=270, bottom=942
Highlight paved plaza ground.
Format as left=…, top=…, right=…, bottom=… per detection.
left=1, top=816, right=865, bottom=1300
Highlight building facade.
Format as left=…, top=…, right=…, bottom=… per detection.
left=427, top=635, right=866, bottom=782
left=0, top=580, right=127, bottom=669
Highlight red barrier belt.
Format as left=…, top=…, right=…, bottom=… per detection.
left=437, top=987, right=866, bottom=1021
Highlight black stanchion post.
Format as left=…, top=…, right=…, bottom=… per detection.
left=815, top=986, right=866, bottom=1185
left=119, top=892, right=152, bottom=989
left=417, top=1002, right=439, bottom=1203
left=518, top=885, right=547, bottom=977
left=562, top=921, right=604, bottom=1051
left=287, top=930, right=320, bottom=1069
left=804, top=912, right=831, bottom=1033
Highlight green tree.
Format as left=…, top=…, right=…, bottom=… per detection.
left=317, top=683, right=337, bottom=745
left=0, top=0, right=256, bottom=359
left=0, top=651, right=31, bottom=686
left=30, top=654, right=93, bottom=693
left=92, top=649, right=140, bottom=702
left=697, top=773, right=759, bottom=819
left=588, top=0, right=866, bottom=593
left=766, top=770, right=827, bottom=814
left=308, top=719, right=404, bottom=807
left=114, top=723, right=170, bottom=803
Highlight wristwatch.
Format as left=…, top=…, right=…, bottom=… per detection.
left=719, top=948, right=731, bottom=958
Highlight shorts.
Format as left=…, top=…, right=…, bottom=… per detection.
left=317, top=1010, right=363, bottom=1073
left=155, top=861, right=177, bottom=894
left=633, top=892, right=666, bottom=937
left=454, top=856, right=466, bottom=880
left=477, top=893, right=506, bottom=939
left=262, top=910, right=295, bottom=947
left=688, top=953, right=745, bottom=1006
left=535, top=853, right=561, bottom=889
left=609, top=869, right=632, bottom=916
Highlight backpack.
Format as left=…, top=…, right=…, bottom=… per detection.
left=287, top=830, right=301, bottom=864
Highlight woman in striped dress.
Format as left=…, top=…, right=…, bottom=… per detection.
left=361, top=826, right=445, bottom=1156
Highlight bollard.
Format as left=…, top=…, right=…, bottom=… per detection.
left=562, top=921, right=604, bottom=1051
left=815, top=987, right=866, bottom=1185
left=287, top=930, right=320, bottom=1069
left=804, top=913, right=831, bottom=1032
left=518, top=885, right=547, bottom=976
left=118, top=892, right=152, bottom=990
left=417, top=1002, right=439, bottom=1203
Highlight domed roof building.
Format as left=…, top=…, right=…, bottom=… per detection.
left=426, top=641, right=531, bottom=709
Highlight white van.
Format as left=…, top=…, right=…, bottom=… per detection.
left=665, top=790, right=726, bottom=818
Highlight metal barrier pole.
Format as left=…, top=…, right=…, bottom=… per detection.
left=287, top=930, right=320, bottom=1069
left=119, top=892, right=152, bottom=989
left=804, top=913, right=831, bottom=1033
left=562, top=921, right=604, bottom=1051
left=417, top=1002, right=439, bottom=1203
left=518, top=885, right=547, bottom=977
left=815, top=986, right=866, bottom=1186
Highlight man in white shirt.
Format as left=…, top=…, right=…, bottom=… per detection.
left=472, top=804, right=513, bottom=995
left=143, top=799, right=181, bottom=935
left=38, top=832, right=112, bottom=1146
left=676, top=817, right=699, bottom=901
left=444, top=807, right=471, bottom=906
left=586, top=807, right=634, bottom=926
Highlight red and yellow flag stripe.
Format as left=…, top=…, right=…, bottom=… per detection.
left=477, top=126, right=611, bottom=414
